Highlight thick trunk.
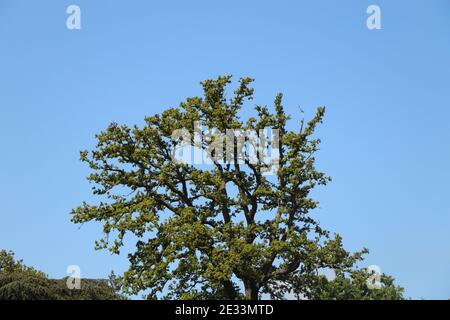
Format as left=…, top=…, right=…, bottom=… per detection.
left=244, top=281, right=259, bottom=300
left=223, top=280, right=238, bottom=300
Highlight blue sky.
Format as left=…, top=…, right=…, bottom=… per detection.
left=0, top=0, right=449, bottom=299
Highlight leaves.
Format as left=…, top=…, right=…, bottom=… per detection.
left=0, top=250, right=124, bottom=300
left=71, top=76, right=404, bottom=300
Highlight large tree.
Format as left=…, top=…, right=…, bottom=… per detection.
left=71, top=76, right=403, bottom=300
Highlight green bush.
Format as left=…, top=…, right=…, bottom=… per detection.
left=0, top=250, right=124, bottom=300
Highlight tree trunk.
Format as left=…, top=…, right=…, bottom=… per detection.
left=223, top=280, right=238, bottom=300
left=244, top=281, right=259, bottom=300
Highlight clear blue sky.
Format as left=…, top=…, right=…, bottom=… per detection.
left=1, top=0, right=449, bottom=299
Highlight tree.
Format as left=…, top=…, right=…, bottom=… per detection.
left=0, top=250, right=44, bottom=277
left=303, top=269, right=404, bottom=300
left=71, top=75, right=403, bottom=300
left=0, top=250, right=123, bottom=300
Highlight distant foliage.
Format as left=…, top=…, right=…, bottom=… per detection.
left=0, top=250, right=45, bottom=277
left=0, top=250, right=124, bottom=300
left=304, top=269, right=404, bottom=300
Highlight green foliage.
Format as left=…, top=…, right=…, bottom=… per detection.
left=0, top=250, right=123, bottom=300
left=72, top=76, right=404, bottom=300
left=0, top=273, right=56, bottom=300
left=0, top=250, right=45, bottom=277
left=303, top=269, right=404, bottom=300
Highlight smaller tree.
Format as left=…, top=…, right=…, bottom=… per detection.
left=0, top=250, right=44, bottom=277
left=0, top=250, right=124, bottom=300
left=304, top=269, right=404, bottom=300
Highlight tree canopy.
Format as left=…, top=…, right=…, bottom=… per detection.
left=71, top=76, right=404, bottom=300
left=0, top=250, right=123, bottom=300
